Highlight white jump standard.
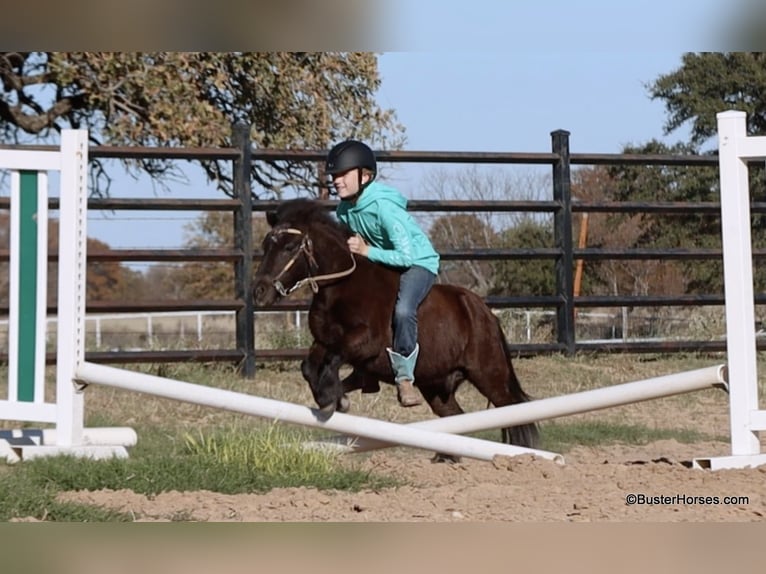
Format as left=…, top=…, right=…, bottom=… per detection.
left=692, top=111, right=766, bottom=470
left=0, top=131, right=135, bottom=463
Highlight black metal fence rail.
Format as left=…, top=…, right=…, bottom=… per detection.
left=1, top=128, right=762, bottom=374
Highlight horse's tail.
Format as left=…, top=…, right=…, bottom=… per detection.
left=495, top=315, right=540, bottom=449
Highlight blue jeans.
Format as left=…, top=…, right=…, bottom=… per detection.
left=392, top=265, right=436, bottom=356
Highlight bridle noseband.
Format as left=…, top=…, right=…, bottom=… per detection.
left=268, top=227, right=356, bottom=297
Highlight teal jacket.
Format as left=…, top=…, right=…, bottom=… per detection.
left=336, top=181, right=440, bottom=275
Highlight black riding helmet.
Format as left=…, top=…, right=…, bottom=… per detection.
left=325, top=140, right=377, bottom=200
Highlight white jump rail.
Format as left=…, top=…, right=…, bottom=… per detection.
left=315, top=365, right=728, bottom=454
left=74, top=361, right=563, bottom=464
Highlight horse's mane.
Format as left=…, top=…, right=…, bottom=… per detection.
left=270, top=199, right=353, bottom=239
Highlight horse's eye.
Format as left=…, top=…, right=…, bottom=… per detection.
left=286, top=241, right=300, bottom=253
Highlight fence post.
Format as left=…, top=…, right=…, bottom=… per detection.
left=232, top=123, right=256, bottom=378
left=551, top=130, right=575, bottom=355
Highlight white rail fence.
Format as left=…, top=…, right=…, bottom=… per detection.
left=0, top=307, right=725, bottom=353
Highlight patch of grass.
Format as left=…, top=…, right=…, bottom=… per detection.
left=538, top=420, right=724, bottom=453
left=469, top=420, right=724, bottom=454
left=0, top=465, right=130, bottom=522
left=180, top=423, right=395, bottom=493
left=0, top=424, right=397, bottom=522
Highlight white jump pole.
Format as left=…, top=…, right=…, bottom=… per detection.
left=74, top=361, right=564, bottom=464
left=317, top=365, right=728, bottom=454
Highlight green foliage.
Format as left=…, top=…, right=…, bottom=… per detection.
left=182, top=424, right=364, bottom=488
left=490, top=218, right=555, bottom=296
left=597, top=140, right=766, bottom=294
left=608, top=140, right=717, bottom=204
left=649, top=52, right=766, bottom=148
left=430, top=213, right=497, bottom=294
left=0, top=52, right=405, bottom=198
left=572, top=54, right=766, bottom=297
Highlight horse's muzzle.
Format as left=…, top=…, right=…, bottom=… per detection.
left=253, top=279, right=277, bottom=307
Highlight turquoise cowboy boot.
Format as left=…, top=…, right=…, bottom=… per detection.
left=386, top=344, right=423, bottom=407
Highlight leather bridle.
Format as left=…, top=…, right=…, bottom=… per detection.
left=268, top=227, right=356, bottom=297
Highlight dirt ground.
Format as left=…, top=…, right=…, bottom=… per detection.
left=42, top=356, right=766, bottom=523
left=56, top=437, right=766, bottom=522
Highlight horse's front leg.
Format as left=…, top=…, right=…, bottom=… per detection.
left=334, top=325, right=383, bottom=411
left=341, top=369, right=381, bottom=395
left=301, top=342, right=345, bottom=416
left=332, top=369, right=381, bottom=414
left=300, top=341, right=325, bottom=389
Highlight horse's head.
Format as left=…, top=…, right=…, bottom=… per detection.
left=253, top=200, right=356, bottom=306
left=253, top=218, right=318, bottom=306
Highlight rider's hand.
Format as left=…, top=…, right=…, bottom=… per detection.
left=347, top=234, right=369, bottom=257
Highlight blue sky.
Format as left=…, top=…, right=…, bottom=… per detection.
left=384, top=1, right=730, bottom=52
left=377, top=51, right=691, bottom=154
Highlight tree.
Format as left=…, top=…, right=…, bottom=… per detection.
left=648, top=52, right=766, bottom=292
left=649, top=52, right=766, bottom=148
left=0, top=52, right=405, bottom=198
left=582, top=140, right=725, bottom=294
left=490, top=218, right=555, bottom=297
left=85, top=238, right=148, bottom=302
left=430, top=213, right=497, bottom=295
left=571, top=165, right=689, bottom=298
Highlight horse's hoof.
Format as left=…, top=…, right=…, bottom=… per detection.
left=317, top=402, right=337, bottom=419
left=338, top=395, right=351, bottom=413
left=431, top=453, right=461, bottom=464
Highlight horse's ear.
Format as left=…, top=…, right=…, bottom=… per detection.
left=266, top=211, right=279, bottom=227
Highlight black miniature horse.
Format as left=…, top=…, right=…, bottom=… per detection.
left=253, top=199, right=539, bottom=450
